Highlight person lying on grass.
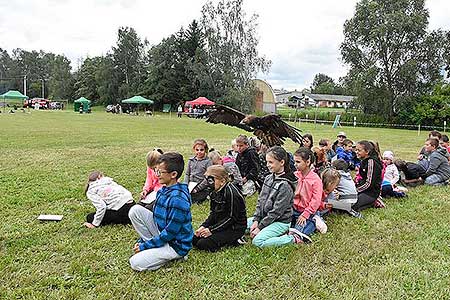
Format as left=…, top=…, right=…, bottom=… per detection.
left=84, top=171, right=135, bottom=228
left=248, top=146, right=298, bottom=247
left=128, top=152, right=193, bottom=271
left=193, top=165, right=247, bottom=252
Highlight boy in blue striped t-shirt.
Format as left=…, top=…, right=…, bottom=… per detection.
left=129, top=152, right=193, bottom=271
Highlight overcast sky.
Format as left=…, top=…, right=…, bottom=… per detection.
left=1, top=0, right=449, bottom=90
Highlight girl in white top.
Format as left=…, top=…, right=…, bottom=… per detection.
left=84, top=171, right=135, bottom=228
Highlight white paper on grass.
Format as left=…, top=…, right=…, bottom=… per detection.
left=38, top=214, right=63, bottom=221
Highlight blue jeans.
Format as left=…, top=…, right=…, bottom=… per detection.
left=291, top=210, right=316, bottom=236
left=425, top=174, right=447, bottom=186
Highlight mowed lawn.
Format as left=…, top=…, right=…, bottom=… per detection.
left=1, top=110, right=450, bottom=300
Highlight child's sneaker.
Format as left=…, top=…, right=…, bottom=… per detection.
left=374, top=197, right=386, bottom=208
left=348, top=209, right=363, bottom=218
left=288, top=228, right=312, bottom=244
left=312, top=215, right=327, bottom=234
left=236, top=236, right=247, bottom=245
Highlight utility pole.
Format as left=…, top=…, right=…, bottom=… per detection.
left=23, top=75, right=27, bottom=96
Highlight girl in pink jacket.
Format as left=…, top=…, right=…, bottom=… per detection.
left=290, top=147, right=323, bottom=240
left=140, top=148, right=163, bottom=203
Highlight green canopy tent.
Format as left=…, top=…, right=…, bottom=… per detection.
left=121, top=96, right=154, bottom=115
left=73, top=97, right=91, bottom=113
left=0, top=90, right=28, bottom=112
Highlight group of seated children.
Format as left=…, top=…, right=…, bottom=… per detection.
left=82, top=129, right=450, bottom=272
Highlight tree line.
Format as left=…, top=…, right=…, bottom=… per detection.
left=310, top=0, right=450, bottom=126
left=1, top=0, right=450, bottom=125
left=0, top=0, right=270, bottom=112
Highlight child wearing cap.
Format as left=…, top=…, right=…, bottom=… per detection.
left=332, top=131, right=347, bottom=152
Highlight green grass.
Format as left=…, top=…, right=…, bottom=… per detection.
left=1, top=110, right=450, bottom=299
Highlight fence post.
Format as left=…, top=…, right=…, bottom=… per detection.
left=353, top=116, right=356, bottom=128
left=444, top=120, right=447, bottom=133
left=418, top=124, right=421, bottom=136
left=289, top=113, right=291, bottom=122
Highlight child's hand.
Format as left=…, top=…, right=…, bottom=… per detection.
left=200, top=228, right=212, bottom=238
left=250, top=227, right=260, bottom=238
left=140, top=191, right=147, bottom=200
left=195, top=226, right=205, bottom=237
left=250, top=221, right=258, bottom=232
left=83, top=222, right=96, bottom=229
left=333, top=190, right=340, bottom=199
left=133, top=243, right=141, bottom=253
left=296, top=215, right=307, bottom=226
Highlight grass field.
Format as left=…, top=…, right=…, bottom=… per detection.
left=1, top=110, right=450, bottom=299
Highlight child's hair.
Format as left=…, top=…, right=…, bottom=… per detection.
left=85, top=171, right=103, bottom=193
left=303, top=133, right=313, bottom=146
left=204, top=165, right=229, bottom=182
left=394, top=159, right=407, bottom=171
left=429, top=130, right=442, bottom=140
left=294, top=147, right=315, bottom=165
left=441, top=134, right=449, bottom=143
left=370, top=141, right=382, bottom=160
left=266, top=146, right=291, bottom=173
left=146, top=148, right=164, bottom=168
left=248, top=136, right=261, bottom=149
left=193, top=139, right=209, bottom=152
left=236, top=134, right=249, bottom=145
left=426, top=137, right=439, bottom=148
left=332, top=159, right=349, bottom=171
left=343, top=139, right=353, bottom=147
left=157, top=152, right=185, bottom=179
left=357, top=140, right=374, bottom=155
left=321, top=168, right=341, bottom=191
left=208, top=150, right=222, bottom=164
left=318, top=138, right=330, bottom=147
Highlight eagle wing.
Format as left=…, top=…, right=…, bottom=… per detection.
left=206, top=105, right=253, bottom=132
left=257, top=114, right=303, bottom=147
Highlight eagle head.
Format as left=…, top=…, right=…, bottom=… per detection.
left=240, top=115, right=257, bottom=126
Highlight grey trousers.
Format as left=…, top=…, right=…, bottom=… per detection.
left=128, top=205, right=182, bottom=271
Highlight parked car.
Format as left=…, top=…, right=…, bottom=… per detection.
left=49, top=102, right=63, bottom=110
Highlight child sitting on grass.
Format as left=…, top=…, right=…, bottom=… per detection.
left=84, top=171, right=135, bottom=228
left=208, top=150, right=243, bottom=187
left=353, top=140, right=383, bottom=211
left=289, top=147, right=323, bottom=243
left=235, top=135, right=260, bottom=196
left=423, top=138, right=450, bottom=186
left=381, top=151, right=406, bottom=198
left=140, top=148, right=163, bottom=204
left=330, top=159, right=362, bottom=218
left=185, top=139, right=213, bottom=203
left=193, top=165, right=247, bottom=252
left=336, top=139, right=358, bottom=170
left=248, top=146, right=297, bottom=247
left=129, top=152, right=193, bottom=271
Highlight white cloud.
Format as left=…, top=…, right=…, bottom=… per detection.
left=1, top=0, right=449, bottom=90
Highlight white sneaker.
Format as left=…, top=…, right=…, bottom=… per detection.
left=313, top=215, right=328, bottom=234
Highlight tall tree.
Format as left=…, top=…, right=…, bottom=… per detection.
left=112, top=27, right=147, bottom=99
left=341, top=0, right=445, bottom=116
left=200, top=0, right=271, bottom=112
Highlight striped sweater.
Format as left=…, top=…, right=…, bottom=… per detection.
left=139, top=183, right=193, bottom=256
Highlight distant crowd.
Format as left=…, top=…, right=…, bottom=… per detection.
left=82, top=129, right=450, bottom=271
